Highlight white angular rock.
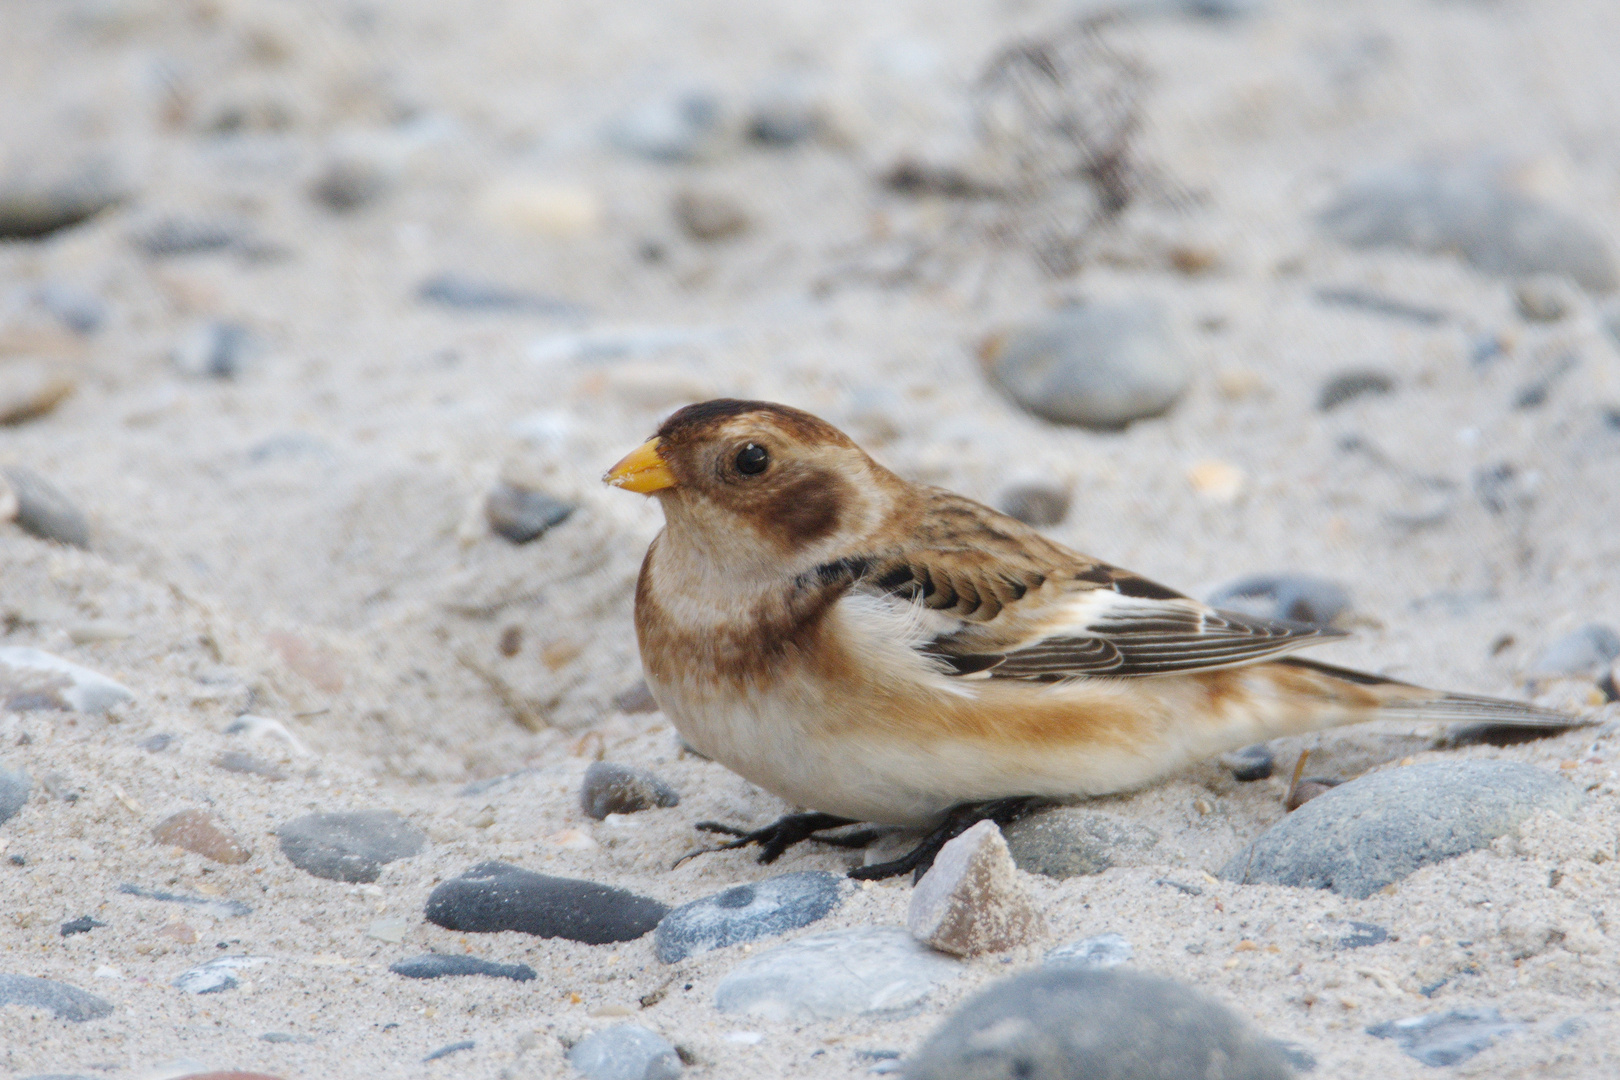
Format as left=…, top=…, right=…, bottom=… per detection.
left=907, top=820, right=1046, bottom=957
left=0, top=646, right=134, bottom=713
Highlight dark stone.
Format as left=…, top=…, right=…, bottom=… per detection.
left=275, top=810, right=426, bottom=883
left=309, top=159, right=391, bottom=213
left=1206, top=575, right=1350, bottom=627
left=131, top=217, right=246, bottom=258
left=0, top=974, right=114, bottom=1022
left=997, top=483, right=1071, bottom=527
left=59, top=916, right=105, bottom=937
left=417, top=274, right=586, bottom=316
left=1367, top=1008, right=1520, bottom=1067
left=654, top=871, right=843, bottom=963
left=0, top=171, right=124, bottom=240
left=672, top=188, right=750, bottom=242
left=581, top=761, right=680, bottom=820
left=484, top=484, right=574, bottom=544
left=389, top=954, right=536, bottom=982
left=423, top=1040, right=476, bottom=1063
left=2, top=466, right=89, bottom=548
left=568, top=1025, right=683, bottom=1080
left=1512, top=352, right=1576, bottom=410
left=985, top=303, right=1189, bottom=430
left=906, top=967, right=1295, bottom=1080
left=1318, top=369, right=1396, bottom=411
left=1336, top=921, right=1388, bottom=950
left=1220, top=744, right=1276, bottom=782
left=0, top=766, right=30, bottom=826
left=1221, top=761, right=1581, bottom=898
left=424, top=861, right=668, bottom=944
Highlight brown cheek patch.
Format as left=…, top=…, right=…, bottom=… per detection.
left=758, top=468, right=849, bottom=548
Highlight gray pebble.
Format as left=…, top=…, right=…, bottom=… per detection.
left=1002, top=807, right=1160, bottom=879
left=35, top=284, right=108, bottom=335
left=1531, top=623, right=1620, bottom=677
left=309, top=158, right=392, bottom=213
left=672, top=188, right=750, bottom=242
left=1206, top=575, right=1350, bottom=627
left=1336, top=921, right=1388, bottom=950
left=1515, top=275, right=1579, bottom=322
left=1220, top=744, right=1276, bottom=782
left=0, top=766, right=31, bottom=826
left=0, top=647, right=133, bottom=713
left=0, top=974, right=113, bottom=1022
left=131, top=217, right=246, bottom=259
left=1366, top=1008, right=1520, bottom=1067
left=0, top=170, right=124, bottom=241
left=425, top=861, right=668, bottom=944
left=613, top=682, right=660, bottom=714
left=276, top=810, right=426, bottom=883
left=58, top=916, right=105, bottom=937
left=713, top=926, right=961, bottom=1022
left=905, top=967, right=1295, bottom=1080
left=215, top=750, right=287, bottom=781
left=172, top=321, right=256, bottom=379
left=1043, top=932, right=1133, bottom=970
left=1319, top=160, right=1617, bottom=292
left=260, top=1032, right=315, bottom=1044
left=417, top=274, right=586, bottom=317
left=117, top=882, right=252, bottom=918
left=606, top=92, right=726, bottom=163
left=1, top=466, right=89, bottom=548
left=746, top=83, right=821, bottom=147
left=581, top=761, right=680, bottom=820
left=424, top=1040, right=476, bottom=1062
left=485, top=483, right=574, bottom=544
left=654, top=871, right=843, bottom=963
left=138, top=733, right=175, bottom=753
left=1220, top=760, right=1581, bottom=898
left=172, top=955, right=267, bottom=994
left=389, top=954, right=536, bottom=982
left=568, top=1025, right=683, bottom=1080
left=1318, top=369, right=1396, bottom=412
left=996, top=483, right=1071, bottom=527
left=985, top=302, right=1189, bottom=430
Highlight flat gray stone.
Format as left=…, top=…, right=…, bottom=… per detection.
left=1002, top=808, right=1160, bottom=879
left=985, top=302, right=1189, bottom=430
left=389, top=954, right=536, bottom=982
left=1, top=467, right=89, bottom=548
left=1043, top=932, right=1133, bottom=970
left=581, top=761, right=680, bottom=820
left=654, top=871, right=842, bottom=963
left=0, top=647, right=133, bottom=714
left=276, top=810, right=425, bottom=883
left=713, top=927, right=961, bottom=1022
left=425, top=861, right=668, bottom=944
left=1320, top=160, right=1618, bottom=293
left=0, top=974, right=113, bottom=1021
left=484, top=483, right=574, bottom=543
left=1221, top=761, right=1581, bottom=898
left=1367, top=1008, right=1521, bottom=1067
left=0, top=766, right=30, bottom=825
left=568, top=1024, right=683, bottom=1080
left=906, top=967, right=1295, bottom=1080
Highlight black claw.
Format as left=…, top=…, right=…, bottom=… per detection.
left=675, top=812, right=866, bottom=868
left=848, top=796, right=1051, bottom=883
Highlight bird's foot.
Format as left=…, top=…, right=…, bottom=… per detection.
left=848, top=796, right=1052, bottom=884
left=672, top=812, right=883, bottom=869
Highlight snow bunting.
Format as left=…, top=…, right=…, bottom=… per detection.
left=606, top=399, right=1580, bottom=877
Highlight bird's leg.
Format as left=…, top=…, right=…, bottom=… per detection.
left=849, top=796, right=1052, bottom=884
left=673, top=812, right=880, bottom=868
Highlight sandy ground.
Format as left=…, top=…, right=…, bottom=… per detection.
left=3, top=0, right=1620, bottom=1076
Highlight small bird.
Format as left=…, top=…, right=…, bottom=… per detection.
left=605, top=399, right=1581, bottom=878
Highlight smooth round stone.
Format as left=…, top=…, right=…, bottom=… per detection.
left=1531, top=623, right=1620, bottom=676
left=0, top=974, right=114, bottom=1021
left=1219, top=744, right=1276, bottom=782
left=485, top=483, right=575, bottom=544
left=1206, top=575, right=1350, bottom=627
left=425, top=861, right=668, bottom=944
left=1002, top=808, right=1160, bottom=879
left=713, top=927, right=961, bottom=1022
left=0, top=766, right=30, bottom=825
left=581, top=762, right=680, bottom=821
left=654, top=871, right=843, bottom=963
left=153, top=809, right=251, bottom=865
left=0, top=647, right=133, bottom=713
left=1319, top=160, right=1618, bottom=293
left=672, top=188, right=750, bottom=242
left=1220, top=761, right=1582, bottom=899
left=605, top=92, right=726, bottom=163
left=996, top=482, right=1071, bottom=527
left=275, top=810, right=425, bottom=883
left=0, top=359, right=76, bottom=426
left=1515, top=275, right=1579, bottom=322
left=985, top=302, right=1189, bottom=431
left=1043, top=932, right=1132, bottom=970
left=568, top=1025, right=682, bottom=1080
left=0, top=467, right=89, bottom=548
left=389, top=954, right=536, bottom=982
left=906, top=968, right=1295, bottom=1080
left=0, top=171, right=124, bottom=241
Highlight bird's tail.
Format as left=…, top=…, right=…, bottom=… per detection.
left=1271, top=655, right=1587, bottom=730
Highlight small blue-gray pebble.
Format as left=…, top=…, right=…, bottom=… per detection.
left=569, top=1025, right=683, bottom=1080
left=390, top=954, right=536, bottom=981
left=654, top=871, right=842, bottom=963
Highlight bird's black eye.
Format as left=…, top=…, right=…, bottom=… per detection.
left=734, top=443, right=769, bottom=475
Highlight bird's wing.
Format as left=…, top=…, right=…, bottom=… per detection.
left=829, top=489, right=1343, bottom=681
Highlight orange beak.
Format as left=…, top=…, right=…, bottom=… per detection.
left=603, top=438, right=676, bottom=494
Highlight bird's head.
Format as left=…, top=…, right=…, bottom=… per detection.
left=604, top=398, right=893, bottom=574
